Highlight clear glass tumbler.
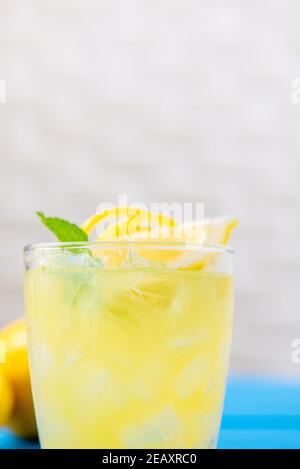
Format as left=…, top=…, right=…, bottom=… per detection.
left=24, top=241, right=234, bottom=448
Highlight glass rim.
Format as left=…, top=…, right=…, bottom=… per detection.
left=24, top=241, right=234, bottom=254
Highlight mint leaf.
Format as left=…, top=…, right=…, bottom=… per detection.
left=36, top=212, right=88, bottom=242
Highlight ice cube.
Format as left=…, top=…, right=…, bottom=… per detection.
left=123, top=249, right=163, bottom=269
left=130, top=356, right=166, bottom=400
left=174, top=355, right=210, bottom=398
left=169, top=329, right=211, bottom=349
left=64, top=359, right=125, bottom=420
left=122, top=406, right=181, bottom=448
left=62, top=349, right=86, bottom=370
left=30, top=341, right=54, bottom=376
left=62, top=271, right=104, bottom=314
left=106, top=277, right=176, bottom=327
left=56, top=250, right=103, bottom=269
left=66, top=359, right=108, bottom=396
left=125, top=282, right=174, bottom=308
left=120, top=278, right=175, bottom=310
left=36, top=248, right=103, bottom=274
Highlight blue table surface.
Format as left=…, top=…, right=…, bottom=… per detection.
left=1, top=376, right=300, bottom=449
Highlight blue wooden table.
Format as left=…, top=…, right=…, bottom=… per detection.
left=1, top=376, right=300, bottom=449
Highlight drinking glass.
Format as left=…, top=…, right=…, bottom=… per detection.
left=24, top=241, right=234, bottom=448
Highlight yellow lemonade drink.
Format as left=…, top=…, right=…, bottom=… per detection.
left=24, top=243, right=233, bottom=449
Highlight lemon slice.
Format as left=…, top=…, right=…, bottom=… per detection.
left=167, top=217, right=238, bottom=269
left=81, top=208, right=237, bottom=269
left=123, top=221, right=207, bottom=263
left=81, top=207, right=176, bottom=236
left=119, top=217, right=237, bottom=268
left=81, top=208, right=177, bottom=267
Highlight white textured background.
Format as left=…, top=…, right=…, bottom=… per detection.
left=0, top=0, right=300, bottom=376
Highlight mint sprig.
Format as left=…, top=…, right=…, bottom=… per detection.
left=36, top=212, right=88, bottom=243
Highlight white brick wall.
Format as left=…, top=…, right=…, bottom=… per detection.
left=0, top=0, right=300, bottom=375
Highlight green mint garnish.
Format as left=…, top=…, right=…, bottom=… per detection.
left=36, top=212, right=88, bottom=242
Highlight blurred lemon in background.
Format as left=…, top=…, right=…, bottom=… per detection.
left=0, top=319, right=37, bottom=438
left=0, top=371, right=13, bottom=425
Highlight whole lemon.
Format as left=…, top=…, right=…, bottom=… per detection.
left=0, top=370, right=13, bottom=425
left=0, top=319, right=37, bottom=438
